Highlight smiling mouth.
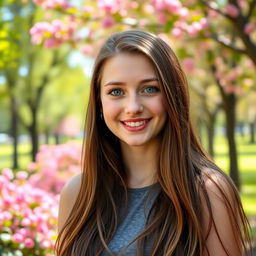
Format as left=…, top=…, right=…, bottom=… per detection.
left=121, top=118, right=151, bottom=130
left=123, top=120, right=147, bottom=127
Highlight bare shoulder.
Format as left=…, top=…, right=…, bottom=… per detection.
left=200, top=168, right=242, bottom=256
left=202, top=168, right=237, bottom=202
left=58, top=173, right=82, bottom=232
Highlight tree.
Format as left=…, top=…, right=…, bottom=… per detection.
left=29, top=0, right=256, bottom=188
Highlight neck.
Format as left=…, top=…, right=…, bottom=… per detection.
left=120, top=142, right=160, bottom=188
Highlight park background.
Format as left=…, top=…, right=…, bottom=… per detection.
left=0, top=0, right=256, bottom=255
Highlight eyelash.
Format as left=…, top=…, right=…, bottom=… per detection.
left=108, top=86, right=159, bottom=96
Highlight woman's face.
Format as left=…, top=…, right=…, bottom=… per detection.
left=100, top=53, right=167, bottom=148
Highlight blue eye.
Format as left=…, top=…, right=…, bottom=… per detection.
left=109, top=89, right=123, bottom=96
left=143, top=86, right=159, bottom=94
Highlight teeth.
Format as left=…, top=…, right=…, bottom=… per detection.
left=124, top=120, right=146, bottom=127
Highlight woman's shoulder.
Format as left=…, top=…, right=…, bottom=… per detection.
left=200, top=167, right=237, bottom=199
left=61, top=173, right=82, bottom=198
left=199, top=167, right=243, bottom=255
left=58, top=173, right=82, bottom=232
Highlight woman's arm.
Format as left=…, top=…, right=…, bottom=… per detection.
left=58, top=174, right=81, bottom=233
left=201, top=173, right=242, bottom=256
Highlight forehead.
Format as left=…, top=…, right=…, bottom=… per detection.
left=100, top=53, right=157, bottom=85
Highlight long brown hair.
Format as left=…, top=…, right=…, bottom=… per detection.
left=55, top=30, right=252, bottom=255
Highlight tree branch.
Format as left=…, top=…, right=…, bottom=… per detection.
left=202, top=0, right=231, bottom=19
left=247, top=0, right=256, bottom=19
left=209, top=34, right=247, bottom=54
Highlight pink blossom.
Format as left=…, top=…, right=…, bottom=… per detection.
left=41, top=0, right=73, bottom=10
left=244, top=78, right=254, bottom=87
left=208, top=9, right=219, bottom=18
left=186, top=25, right=198, bottom=36
left=30, top=19, right=77, bottom=48
left=237, top=0, right=247, bottom=9
left=143, top=4, right=154, bottom=14
left=171, top=27, right=183, bottom=38
left=151, top=0, right=165, bottom=11
left=40, top=240, right=51, bottom=248
left=130, top=1, right=138, bottom=9
left=24, top=238, right=35, bottom=248
left=182, top=58, right=195, bottom=72
left=244, top=23, right=254, bottom=35
left=16, top=171, right=28, bottom=180
left=178, top=7, right=188, bottom=18
left=158, top=12, right=167, bottom=24
left=33, top=0, right=46, bottom=4
left=200, top=18, right=209, bottom=29
left=12, top=233, right=25, bottom=243
left=164, top=0, right=181, bottom=13
left=82, top=5, right=94, bottom=14
left=225, top=4, right=239, bottom=18
left=97, top=0, right=122, bottom=14
left=158, top=33, right=171, bottom=45
left=2, top=168, right=14, bottom=180
left=44, top=37, right=63, bottom=48
left=81, top=44, right=93, bottom=55
left=101, top=16, right=115, bottom=28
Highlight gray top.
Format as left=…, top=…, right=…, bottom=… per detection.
left=102, top=183, right=160, bottom=256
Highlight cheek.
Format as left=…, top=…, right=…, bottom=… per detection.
left=150, top=97, right=166, bottom=117
left=101, top=98, right=121, bottom=121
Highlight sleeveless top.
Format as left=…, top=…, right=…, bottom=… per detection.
left=102, top=183, right=161, bottom=256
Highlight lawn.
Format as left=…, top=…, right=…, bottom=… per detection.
left=212, top=134, right=256, bottom=217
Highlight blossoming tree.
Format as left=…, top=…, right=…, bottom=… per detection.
left=30, top=0, right=256, bottom=188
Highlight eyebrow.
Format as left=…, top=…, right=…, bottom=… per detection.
left=103, top=78, right=159, bottom=87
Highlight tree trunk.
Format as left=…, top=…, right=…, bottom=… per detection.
left=45, top=129, right=50, bottom=144
left=54, top=133, right=60, bottom=145
left=10, top=96, right=19, bottom=169
left=29, top=107, right=39, bottom=161
left=224, top=94, right=240, bottom=190
left=249, top=121, right=255, bottom=144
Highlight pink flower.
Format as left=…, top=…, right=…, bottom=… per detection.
left=130, top=1, right=138, bottom=9
left=165, top=0, right=181, bottom=12
left=244, top=23, right=254, bottom=35
left=143, top=4, right=154, bottom=14
left=44, top=38, right=64, bottom=48
left=2, top=168, right=14, bottom=180
left=40, top=240, right=51, bottom=248
left=171, top=27, right=183, bottom=38
left=81, top=44, right=93, bottom=55
left=182, top=58, right=195, bottom=72
left=244, top=78, right=253, bottom=87
left=16, top=171, right=28, bottom=180
left=178, top=7, right=188, bottom=18
left=226, top=4, right=239, bottom=18
left=158, top=12, right=167, bottom=24
left=13, top=233, right=25, bottom=243
left=41, top=0, right=73, bottom=10
left=24, top=238, right=35, bottom=248
left=200, top=18, right=209, bottom=29
left=101, top=16, right=115, bottom=28
left=97, top=0, right=121, bottom=14
left=33, top=0, right=46, bottom=4
left=158, top=33, right=171, bottom=45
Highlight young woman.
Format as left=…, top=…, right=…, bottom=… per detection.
left=56, top=30, right=252, bottom=256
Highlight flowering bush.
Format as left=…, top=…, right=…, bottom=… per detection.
left=0, top=141, right=82, bottom=254
left=0, top=168, right=58, bottom=256
left=28, top=141, right=81, bottom=194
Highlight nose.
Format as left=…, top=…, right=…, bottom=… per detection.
left=124, top=94, right=143, bottom=115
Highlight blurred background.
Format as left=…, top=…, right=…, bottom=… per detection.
left=0, top=0, right=255, bottom=255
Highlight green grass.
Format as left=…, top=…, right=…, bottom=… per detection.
left=212, top=134, right=256, bottom=217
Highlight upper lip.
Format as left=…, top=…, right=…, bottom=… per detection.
left=122, top=118, right=151, bottom=122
